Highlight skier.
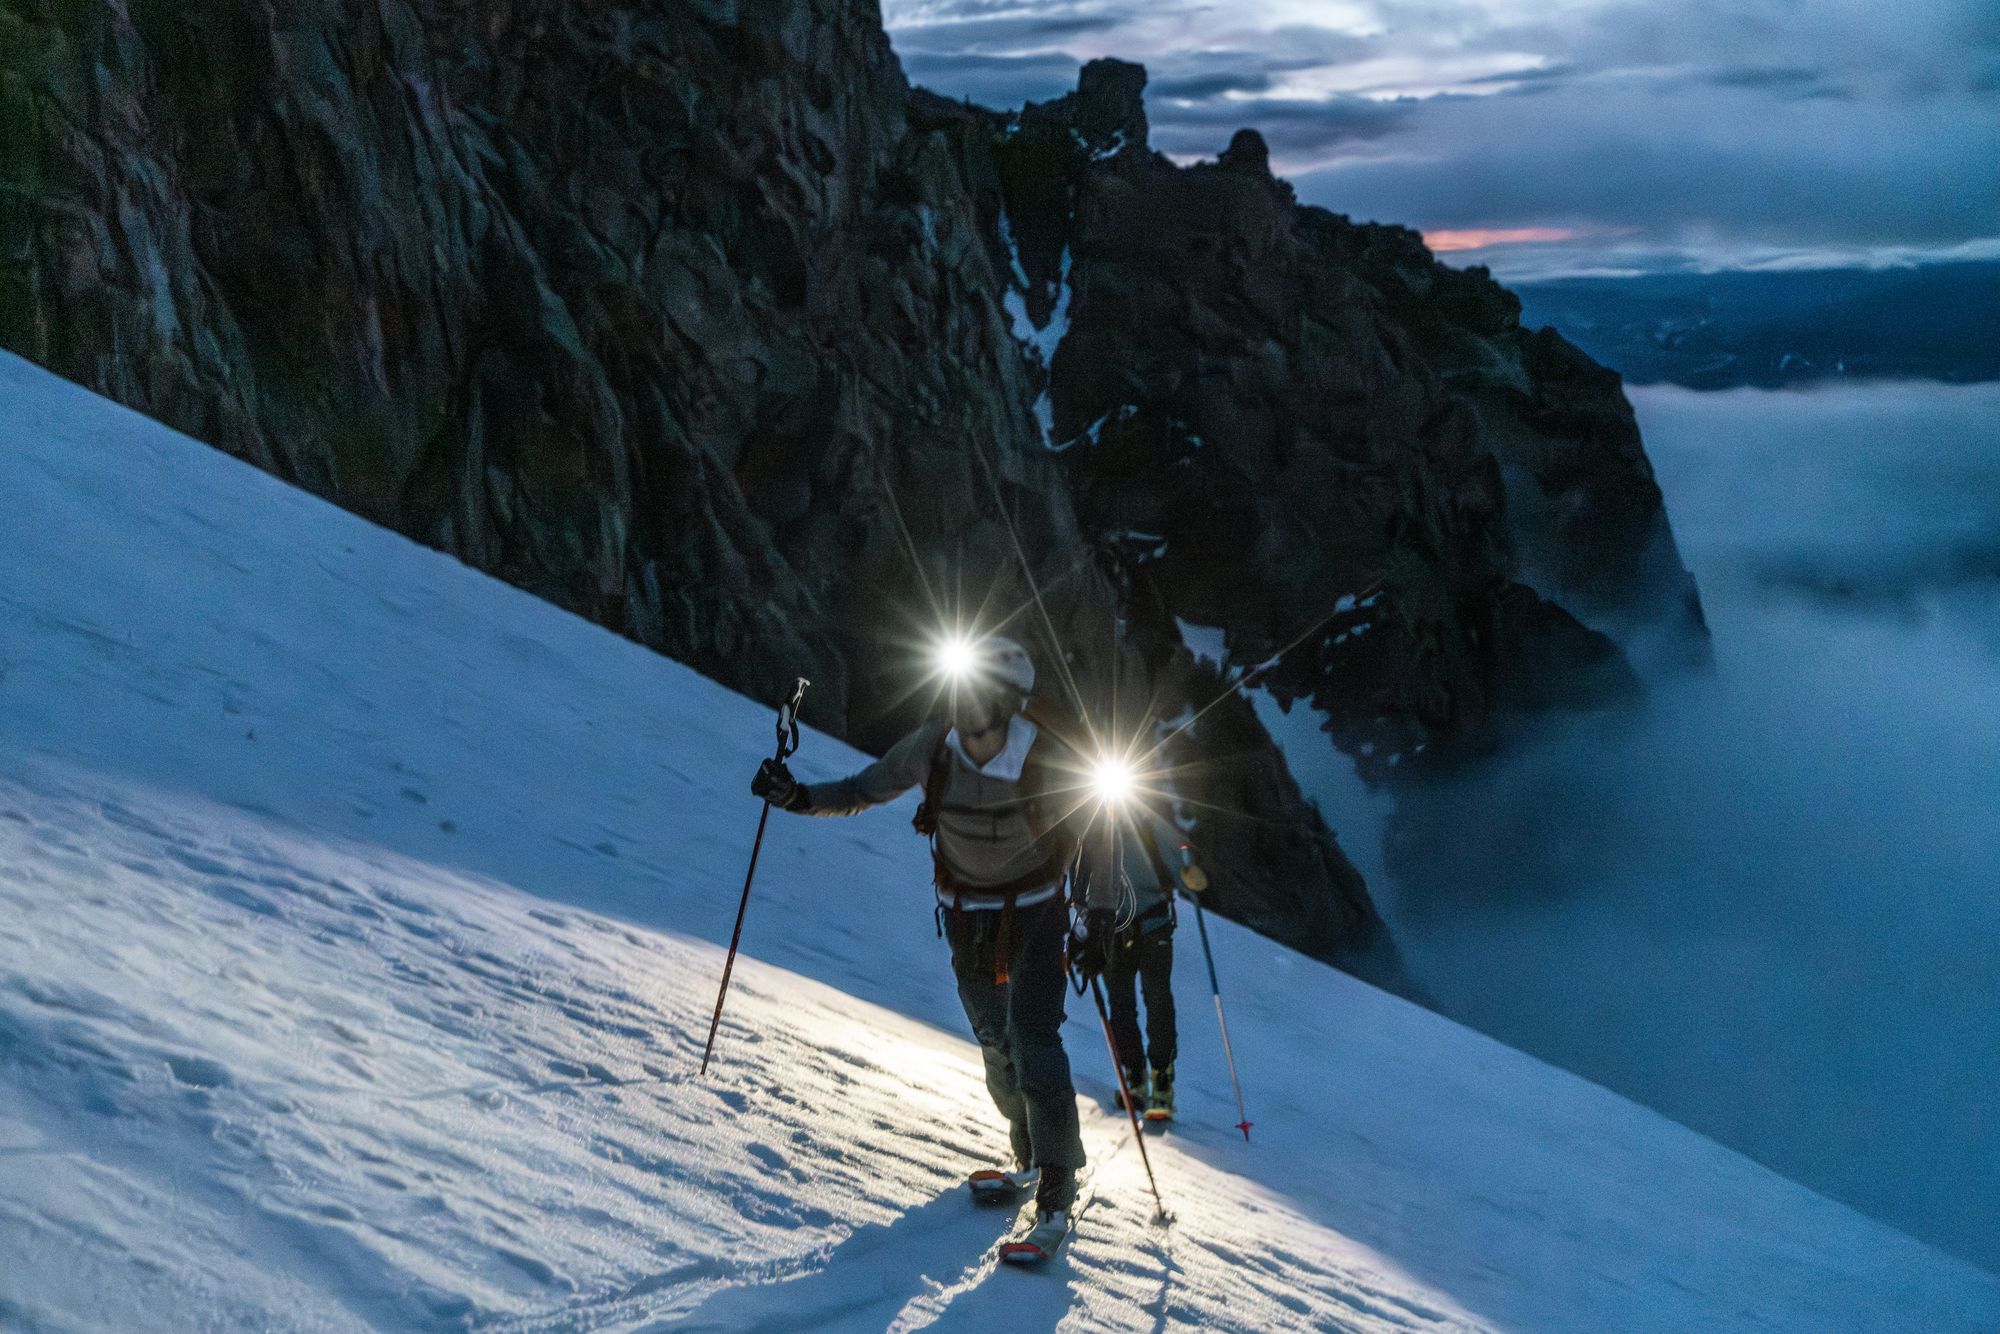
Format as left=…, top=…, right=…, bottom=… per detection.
left=749, top=635, right=1121, bottom=1255
left=1102, top=815, right=1207, bottom=1122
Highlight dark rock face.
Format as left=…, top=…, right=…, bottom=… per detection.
left=1, top=0, right=987, bottom=734
left=0, top=14, right=1701, bottom=974
left=993, top=61, right=1690, bottom=779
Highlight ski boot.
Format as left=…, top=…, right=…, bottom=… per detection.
left=1144, top=1064, right=1175, bottom=1123
left=968, top=1164, right=1037, bottom=1204
left=1117, top=1065, right=1148, bottom=1114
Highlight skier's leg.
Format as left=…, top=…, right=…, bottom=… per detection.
left=1103, top=935, right=1145, bottom=1077
left=1139, top=930, right=1178, bottom=1071
left=1004, top=898, right=1086, bottom=1173
left=949, top=910, right=1032, bottom=1166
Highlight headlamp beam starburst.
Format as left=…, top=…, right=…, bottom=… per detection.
left=1089, top=753, right=1138, bottom=810
left=933, top=633, right=980, bottom=684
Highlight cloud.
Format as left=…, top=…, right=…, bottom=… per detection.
left=1424, top=227, right=1582, bottom=252
left=897, top=49, right=1086, bottom=105
left=882, top=0, right=2000, bottom=272
left=1147, top=91, right=1418, bottom=160
left=1453, top=61, right=1584, bottom=94
left=1380, top=381, right=2000, bottom=1270
left=891, top=11, right=1125, bottom=51
left=1148, top=69, right=1276, bottom=102
left=1703, top=64, right=1828, bottom=91
left=1292, top=81, right=2000, bottom=270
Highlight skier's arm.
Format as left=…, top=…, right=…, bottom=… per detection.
left=1070, top=808, right=1126, bottom=914
left=796, top=724, right=939, bottom=817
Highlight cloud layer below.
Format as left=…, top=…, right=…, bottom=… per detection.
left=1378, top=381, right=2000, bottom=1269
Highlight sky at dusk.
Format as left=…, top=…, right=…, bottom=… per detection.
left=883, top=0, right=2000, bottom=278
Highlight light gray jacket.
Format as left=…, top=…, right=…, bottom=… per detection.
left=803, top=713, right=1118, bottom=913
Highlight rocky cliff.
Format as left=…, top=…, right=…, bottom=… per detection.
left=980, top=68, right=1705, bottom=779
left=0, top=1, right=1704, bottom=973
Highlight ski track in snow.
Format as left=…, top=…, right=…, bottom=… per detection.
left=0, top=346, right=1995, bottom=1332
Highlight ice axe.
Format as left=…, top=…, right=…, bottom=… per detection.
left=700, top=676, right=808, bottom=1077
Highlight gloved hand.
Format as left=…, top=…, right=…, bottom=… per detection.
left=750, top=758, right=810, bottom=812
left=1068, top=907, right=1117, bottom=980
left=1176, top=843, right=1209, bottom=893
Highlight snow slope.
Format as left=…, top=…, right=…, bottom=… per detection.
left=0, top=349, right=1992, bottom=1332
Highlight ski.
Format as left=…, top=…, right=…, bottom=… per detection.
left=999, top=1210, right=1073, bottom=1266
left=998, top=1164, right=1099, bottom=1268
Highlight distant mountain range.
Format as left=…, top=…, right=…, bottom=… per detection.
left=1515, top=261, right=2000, bottom=389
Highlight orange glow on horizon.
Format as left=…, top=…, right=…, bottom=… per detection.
left=1424, top=227, right=1579, bottom=252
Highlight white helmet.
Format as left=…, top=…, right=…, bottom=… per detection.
left=978, top=635, right=1037, bottom=696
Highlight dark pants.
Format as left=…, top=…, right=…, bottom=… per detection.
left=947, top=895, right=1086, bottom=1171
left=1105, top=924, right=1176, bottom=1074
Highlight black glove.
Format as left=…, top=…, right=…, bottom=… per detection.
left=1068, top=907, right=1116, bottom=980
left=751, top=758, right=810, bottom=812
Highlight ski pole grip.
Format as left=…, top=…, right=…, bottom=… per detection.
left=775, top=677, right=809, bottom=760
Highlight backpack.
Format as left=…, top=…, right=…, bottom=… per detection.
left=1125, top=830, right=1180, bottom=941
left=915, top=697, right=1092, bottom=983
left=912, top=697, right=1088, bottom=850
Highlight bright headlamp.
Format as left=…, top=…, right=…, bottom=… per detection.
left=934, top=633, right=980, bottom=683
left=1088, top=753, right=1138, bottom=809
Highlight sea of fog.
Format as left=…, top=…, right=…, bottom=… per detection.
left=1282, top=382, right=2000, bottom=1274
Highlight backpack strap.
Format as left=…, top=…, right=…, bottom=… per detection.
left=1017, top=696, right=1091, bottom=846
left=995, top=891, right=1016, bottom=986
left=911, top=725, right=954, bottom=838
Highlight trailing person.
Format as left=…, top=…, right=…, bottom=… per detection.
left=1102, top=815, right=1208, bottom=1122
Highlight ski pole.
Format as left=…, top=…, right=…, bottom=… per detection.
left=1087, top=974, right=1169, bottom=1221
left=1190, top=896, right=1254, bottom=1141
left=700, top=677, right=809, bottom=1078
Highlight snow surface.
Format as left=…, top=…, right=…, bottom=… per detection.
left=1173, top=620, right=1229, bottom=673
left=1, top=349, right=1994, bottom=1331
